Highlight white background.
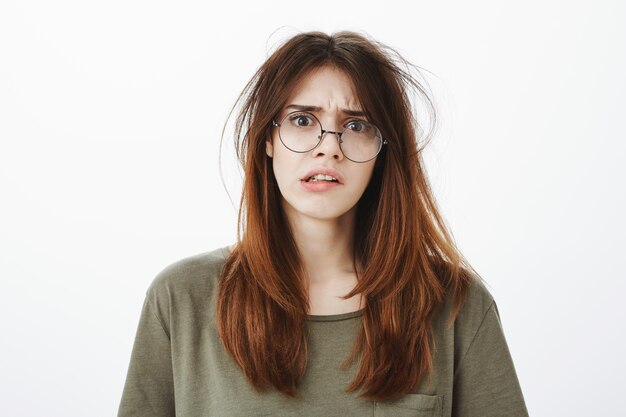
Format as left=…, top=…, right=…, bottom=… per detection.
left=1, top=0, right=624, bottom=416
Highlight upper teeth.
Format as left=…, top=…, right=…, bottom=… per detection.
left=307, top=174, right=338, bottom=182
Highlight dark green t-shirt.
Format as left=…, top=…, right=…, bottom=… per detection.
left=117, top=246, right=529, bottom=417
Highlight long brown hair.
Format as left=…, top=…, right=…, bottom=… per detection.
left=217, top=30, right=476, bottom=401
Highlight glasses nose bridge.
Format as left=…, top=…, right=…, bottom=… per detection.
left=319, top=128, right=344, bottom=144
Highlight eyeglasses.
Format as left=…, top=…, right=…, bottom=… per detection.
left=271, top=111, right=387, bottom=163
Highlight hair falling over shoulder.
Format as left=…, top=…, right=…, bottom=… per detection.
left=216, top=30, right=477, bottom=401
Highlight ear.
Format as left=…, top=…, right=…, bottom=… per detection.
left=265, top=137, right=274, bottom=158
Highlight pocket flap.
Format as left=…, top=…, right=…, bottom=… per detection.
left=374, top=393, right=443, bottom=416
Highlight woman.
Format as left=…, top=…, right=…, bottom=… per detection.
left=117, top=31, right=529, bottom=417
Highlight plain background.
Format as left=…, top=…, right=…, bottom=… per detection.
left=1, top=0, right=624, bottom=416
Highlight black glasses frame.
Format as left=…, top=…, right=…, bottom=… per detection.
left=271, top=110, right=387, bottom=163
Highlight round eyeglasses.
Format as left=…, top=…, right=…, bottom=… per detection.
left=271, top=111, right=387, bottom=163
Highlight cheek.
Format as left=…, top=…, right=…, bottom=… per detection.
left=353, top=164, right=376, bottom=190
left=271, top=148, right=299, bottom=187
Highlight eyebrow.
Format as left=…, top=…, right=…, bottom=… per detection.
left=284, top=104, right=367, bottom=117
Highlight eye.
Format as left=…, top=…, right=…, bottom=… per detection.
left=346, top=120, right=370, bottom=132
left=288, top=113, right=315, bottom=127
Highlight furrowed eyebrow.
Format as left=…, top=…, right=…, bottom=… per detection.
left=284, top=104, right=367, bottom=117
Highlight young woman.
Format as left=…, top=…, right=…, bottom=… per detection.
left=117, top=31, right=529, bottom=417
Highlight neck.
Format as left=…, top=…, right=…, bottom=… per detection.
left=284, top=206, right=358, bottom=284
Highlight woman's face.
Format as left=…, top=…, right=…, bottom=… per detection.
left=266, top=65, right=378, bottom=224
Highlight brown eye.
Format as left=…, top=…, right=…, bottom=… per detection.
left=346, top=120, right=369, bottom=133
left=289, top=113, right=315, bottom=127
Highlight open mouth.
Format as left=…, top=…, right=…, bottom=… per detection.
left=304, top=174, right=340, bottom=183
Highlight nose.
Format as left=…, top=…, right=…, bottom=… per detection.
left=313, top=129, right=344, bottom=160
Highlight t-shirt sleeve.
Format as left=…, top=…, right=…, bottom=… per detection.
left=452, top=300, right=529, bottom=417
left=117, top=294, right=175, bottom=417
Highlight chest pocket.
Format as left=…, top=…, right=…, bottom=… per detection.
left=374, top=393, right=443, bottom=417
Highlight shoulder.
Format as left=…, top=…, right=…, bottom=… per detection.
left=432, top=267, right=498, bottom=346
left=445, top=271, right=505, bottom=366
left=145, top=245, right=231, bottom=307
left=435, top=266, right=495, bottom=326
left=458, top=271, right=496, bottom=326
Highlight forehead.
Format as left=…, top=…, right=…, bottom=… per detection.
left=284, top=66, right=362, bottom=111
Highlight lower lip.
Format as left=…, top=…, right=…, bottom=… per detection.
left=300, top=180, right=343, bottom=192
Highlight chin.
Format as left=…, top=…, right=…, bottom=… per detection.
left=295, top=205, right=356, bottom=222
left=281, top=195, right=358, bottom=222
